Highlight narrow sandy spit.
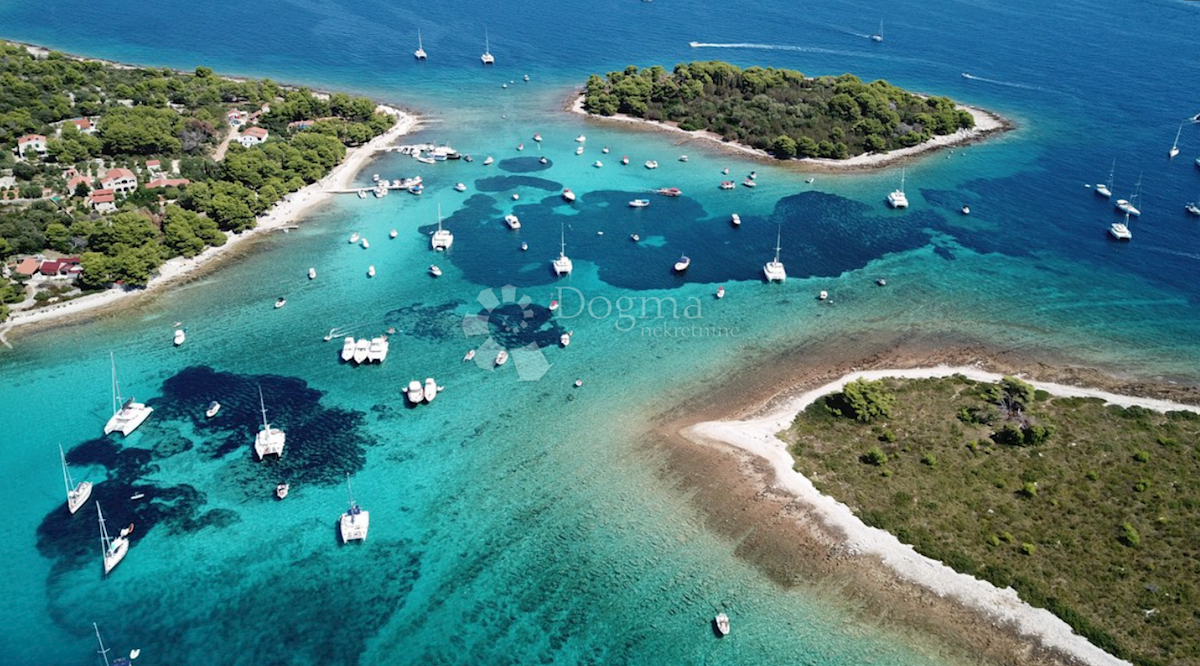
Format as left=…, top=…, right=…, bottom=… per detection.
left=686, top=365, right=1200, bottom=666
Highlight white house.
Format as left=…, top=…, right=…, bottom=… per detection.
left=100, top=168, right=138, bottom=194
left=16, top=134, right=47, bottom=159
left=237, top=126, right=270, bottom=147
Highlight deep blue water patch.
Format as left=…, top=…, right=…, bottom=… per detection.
left=498, top=156, right=553, bottom=173
left=382, top=300, right=466, bottom=341
left=473, top=175, right=562, bottom=193
left=480, top=302, right=566, bottom=350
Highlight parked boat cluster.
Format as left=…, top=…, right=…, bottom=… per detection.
left=340, top=336, right=390, bottom=364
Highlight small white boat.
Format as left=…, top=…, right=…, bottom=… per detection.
left=463, top=349, right=476, bottom=362
left=406, top=380, right=425, bottom=404
left=742, top=178, right=757, bottom=188
left=876, top=278, right=887, bottom=287
left=276, top=483, right=289, bottom=499
left=1169, top=124, right=1182, bottom=159
left=749, top=171, right=757, bottom=179
left=630, top=234, right=640, bottom=242
left=173, top=328, right=185, bottom=346
left=429, top=264, right=442, bottom=277
left=423, top=378, right=437, bottom=403
left=540, top=157, right=548, bottom=164
left=482, top=156, right=495, bottom=166
left=495, top=350, right=509, bottom=366
left=206, top=401, right=221, bottom=418
left=719, top=181, right=735, bottom=190
left=357, top=189, right=367, bottom=198
left=360, top=238, right=369, bottom=249
left=602, top=147, right=610, bottom=154
left=349, top=232, right=360, bottom=244
left=517, top=143, right=524, bottom=151
left=308, top=267, right=317, bottom=279
left=674, top=254, right=691, bottom=272
left=274, top=297, right=286, bottom=309
left=549, top=299, right=559, bottom=312
left=819, top=290, right=829, bottom=301
left=533, top=133, right=542, bottom=142
left=961, top=205, right=970, bottom=215
left=716, top=286, right=725, bottom=299
left=806, top=177, right=815, bottom=184
left=1186, top=201, right=1200, bottom=217
left=562, top=188, right=576, bottom=202
left=679, top=155, right=688, bottom=162
left=389, top=229, right=398, bottom=239
left=645, top=160, right=658, bottom=169
left=505, top=214, right=521, bottom=229
left=575, top=146, right=584, bottom=155
left=60, top=444, right=92, bottom=514
left=714, top=612, right=730, bottom=636
left=722, top=168, right=730, bottom=175
left=629, top=199, right=650, bottom=208
left=593, top=160, right=603, bottom=168
left=575, top=135, right=586, bottom=143
left=454, top=183, right=466, bottom=192
left=128, top=493, right=144, bottom=501
left=1096, top=159, right=1115, bottom=198
left=367, top=265, right=375, bottom=277
left=353, top=339, right=370, bottom=364
left=574, top=379, right=583, bottom=387
left=341, top=336, right=355, bottom=362
left=560, top=333, right=571, bottom=347
left=512, top=193, right=520, bottom=200
left=524, top=74, right=530, bottom=81
left=731, top=213, right=741, bottom=226
left=521, top=241, right=529, bottom=251
left=621, top=156, right=630, bottom=165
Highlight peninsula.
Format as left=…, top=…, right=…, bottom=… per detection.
left=578, top=60, right=1007, bottom=169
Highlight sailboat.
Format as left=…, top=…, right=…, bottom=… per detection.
left=1095, top=159, right=1115, bottom=198
left=552, top=223, right=573, bottom=276
left=1115, top=173, right=1142, bottom=217
left=480, top=30, right=495, bottom=65
left=763, top=225, right=787, bottom=282
left=1169, top=124, right=1181, bottom=159
left=871, top=19, right=883, bottom=42
left=94, top=623, right=136, bottom=666
left=103, top=353, right=153, bottom=436
left=414, top=29, right=427, bottom=60
left=97, top=502, right=129, bottom=575
left=60, top=444, right=92, bottom=514
left=1110, top=210, right=1132, bottom=240
left=339, top=473, right=370, bottom=543
left=431, top=203, right=454, bottom=250
left=253, top=385, right=286, bottom=460
left=887, top=168, right=909, bottom=208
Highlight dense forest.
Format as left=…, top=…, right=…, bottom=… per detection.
left=583, top=61, right=974, bottom=160
left=0, top=42, right=395, bottom=321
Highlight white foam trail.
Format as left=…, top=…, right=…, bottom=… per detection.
left=960, top=72, right=1044, bottom=91
left=689, top=41, right=931, bottom=65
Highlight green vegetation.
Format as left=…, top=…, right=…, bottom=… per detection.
left=582, top=61, right=974, bottom=160
left=784, top=374, right=1200, bottom=666
left=0, top=42, right=394, bottom=315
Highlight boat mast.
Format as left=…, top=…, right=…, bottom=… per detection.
left=60, top=444, right=75, bottom=496
left=560, top=223, right=566, bottom=256
left=94, top=623, right=112, bottom=666
left=774, top=226, right=782, bottom=263
left=109, top=352, right=121, bottom=415
left=1173, top=124, right=1182, bottom=150
left=258, top=385, right=270, bottom=432
left=346, top=472, right=355, bottom=510
left=1107, top=158, right=1115, bottom=189
left=900, top=167, right=906, bottom=193
left=417, top=29, right=423, bottom=51
left=437, top=203, right=442, bottom=232
left=484, top=29, right=490, bottom=55
left=97, top=502, right=112, bottom=557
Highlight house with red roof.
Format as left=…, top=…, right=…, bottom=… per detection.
left=237, top=126, right=270, bottom=148
left=227, top=109, right=248, bottom=127
left=101, top=168, right=138, bottom=193
left=38, top=257, right=82, bottom=277
left=16, top=134, right=47, bottom=159
left=145, top=177, right=191, bottom=190
left=68, top=118, right=95, bottom=134
left=88, top=188, right=117, bottom=213
left=66, top=172, right=92, bottom=194
left=14, top=257, right=40, bottom=277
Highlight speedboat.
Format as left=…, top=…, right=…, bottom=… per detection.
left=389, top=229, right=398, bottom=239
left=657, top=187, right=682, bottom=197
left=495, top=350, right=509, bottom=366
left=367, top=337, right=388, bottom=362
left=722, top=168, right=730, bottom=174
left=463, top=349, right=476, bottom=362
left=716, top=286, right=725, bottom=299
left=549, top=299, right=559, bottom=311
left=367, top=265, right=375, bottom=277
left=562, top=188, right=576, bottom=202
left=645, top=160, right=658, bottom=169
left=517, top=143, right=524, bottom=151
left=424, top=378, right=437, bottom=403
left=877, top=278, right=887, bottom=287
left=593, top=160, right=603, bottom=168
left=429, top=264, right=442, bottom=277
left=454, top=183, right=466, bottom=192
left=274, top=297, right=286, bottom=309
left=806, top=177, right=815, bottom=184
left=349, top=232, right=360, bottom=244
left=173, top=328, right=185, bottom=346
left=360, top=238, right=369, bottom=249
left=341, top=337, right=355, bottom=362
left=630, top=234, right=640, bottom=242
left=1186, top=201, right=1200, bottom=216
left=720, top=181, right=735, bottom=190
left=206, top=401, right=221, bottom=418
left=353, top=338, right=370, bottom=364
left=308, top=267, right=317, bottom=279
left=505, top=214, right=521, bottom=229
left=621, top=156, right=630, bottom=165
left=629, top=199, right=650, bottom=208
left=673, top=254, right=690, bottom=272
left=406, top=380, right=425, bottom=403
left=961, top=205, right=970, bottom=215
left=483, top=156, right=494, bottom=165
left=714, top=613, right=730, bottom=636
left=731, top=213, right=741, bottom=226
left=512, top=193, right=520, bottom=200
left=575, top=146, right=584, bottom=155
left=575, top=135, right=586, bottom=143
left=408, top=183, right=424, bottom=195
left=560, top=333, right=571, bottom=347
left=521, top=241, right=529, bottom=251
left=533, top=133, right=542, bottom=142
left=602, top=147, right=610, bottom=154
left=819, top=290, right=829, bottom=301
left=679, top=155, right=688, bottom=162
left=357, top=189, right=367, bottom=198
left=276, top=483, right=289, bottom=500
left=540, top=157, right=548, bottom=164
left=524, top=74, right=530, bottom=81
left=749, top=171, right=756, bottom=179
left=742, top=179, right=757, bottom=188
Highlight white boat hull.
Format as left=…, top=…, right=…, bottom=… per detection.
left=340, top=508, right=370, bottom=542
left=68, top=481, right=93, bottom=514
left=104, top=537, right=129, bottom=575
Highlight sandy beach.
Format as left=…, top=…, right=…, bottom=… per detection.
left=0, top=105, right=419, bottom=343
left=680, top=363, right=1199, bottom=666
left=568, top=93, right=1012, bottom=173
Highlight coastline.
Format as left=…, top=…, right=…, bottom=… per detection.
left=677, top=359, right=1200, bottom=666
left=568, top=93, right=1013, bottom=173
left=0, top=104, right=420, bottom=344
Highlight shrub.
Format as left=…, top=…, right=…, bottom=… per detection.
left=879, top=430, right=896, bottom=443
left=1000, top=531, right=1014, bottom=543
left=1120, top=523, right=1141, bottom=547
left=1133, top=450, right=1150, bottom=463
left=1134, top=479, right=1149, bottom=493
left=862, top=446, right=888, bottom=466
left=987, top=534, right=1001, bottom=547
left=921, top=453, right=938, bottom=468
left=1085, top=470, right=1099, bottom=481
left=1156, top=435, right=1177, bottom=447
left=1021, top=542, right=1037, bottom=555
left=1020, top=481, right=1038, bottom=498
left=834, top=378, right=896, bottom=423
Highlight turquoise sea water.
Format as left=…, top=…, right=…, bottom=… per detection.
left=3, top=0, right=1200, bottom=663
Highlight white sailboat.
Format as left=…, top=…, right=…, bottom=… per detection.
left=97, top=502, right=129, bottom=575
left=431, top=204, right=453, bottom=250
left=253, top=385, right=286, bottom=460
left=1095, top=159, right=1114, bottom=198
left=1115, top=173, right=1142, bottom=217
left=1110, top=211, right=1132, bottom=241
left=93, top=623, right=136, bottom=666
left=414, top=29, right=427, bottom=60
left=887, top=168, right=909, bottom=208
left=340, top=474, right=370, bottom=543
left=1169, top=124, right=1181, bottom=159
left=60, top=444, right=92, bottom=514
left=763, top=225, right=787, bottom=282
left=480, top=29, right=495, bottom=65
left=553, top=223, right=573, bottom=276
left=104, top=353, right=153, bottom=436
left=871, top=19, right=883, bottom=42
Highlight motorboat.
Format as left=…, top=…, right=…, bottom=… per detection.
left=340, top=475, right=370, bottom=542
left=876, top=278, right=887, bottom=287
left=540, top=157, right=548, bottom=164
left=731, top=213, right=741, bottom=226
left=1170, top=124, right=1182, bottom=159
left=575, top=135, right=586, bottom=143
left=463, top=350, right=476, bottom=362
left=389, top=229, right=398, bottom=238
left=341, top=336, right=355, bottom=362
left=276, top=483, right=289, bottom=499
left=424, top=378, right=437, bottom=403
left=406, top=380, right=425, bottom=404
left=819, top=290, right=829, bottom=301
left=495, top=350, right=509, bottom=366
left=575, top=146, right=584, bottom=155
left=714, top=612, right=730, bottom=636
left=308, top=267, right=317, bottom=279
left=516, top=142, right=524, bottom=151
left=574, top=379, right=583, bottom=388
left=408, top=183, right=424, bottom=195
left=720, top=181, right=735, bottom=190
left=353, top=338, right=370, bottom=364
left=593, top=160, right=603, bottom=168
left=414, top=29, right=427, bottom=59
left=367, top=265, right=375, bottom=277
left=806, top=177, right=815, bottom=184
left=524, top=74, right=530, bottom=81
left=887, top=168, right=909, bottom=208
left=360, top=238, right=369, bottom=249
left=763, top=226, right=787, bottom=282
left=97, top=502, right=129, bottom=575
left=679, top=155, right=688, bottom=162
left=645, top=160, right=658, bottom=169
left=349, top=232, right=360, bottom=244
left=742, top=178, right=757, bottom=188
left=1096, top=159, right=1115, bottom=198
left=562, top=188, right=576, bottom=202
left=60, top=444, right=92, bottom=514
left=455, top=182, right=466, bottom=192
left=716, top=286, right=725, bottom=299
left=630, top=234, right=640, bottom=242
left=749, top=171, right=757, bottom=179
left=722, top=167, right=730, bottom=175
left=657, top=187, right=682, bottom=197
left=429, top=264, right=442, bottom=277
left=520, top=241, right=528, bottom=251
left=480, top=30, right=495, bottom=65
left=367, top=337, right=388, bottom=363
left=431, top=204, right=453, bottom=250
left=206, top=400, right=221, bottom=418
left=1186, top=201, right=1200, bottom=216
left=549, top=299, right=559, bottom=311
left=103, top=354, right=153, bottom=436
left=505, top=214, right=521, bottom=229
left=533, top=133, right=542, bottom=142
left=253, top=386, right=286, bottom=459
left=961, top=205, right=970, bottom=215
left=553, top=224, right=573, bottom=276
left=357, top=189, right=367, bottom=198
left=483, top=156, right=494, bottom=165
left=673, top=254, right=691, bottom=272
left=602, top=147, right=610, bottom=154
left=629, top=199, right=650, bottom=208
left=512, top=193, right=520, bottom=200
left=274, top=297, right=286, bottom=309
left=560, top=333, right=571, bottom=347
left=621, top=156, right=630, bottom=165
left=173, top=328, right=185, bottom=346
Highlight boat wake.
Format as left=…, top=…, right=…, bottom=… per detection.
left=688, top=41, right=929, bottom=64
left=960, top=72, right=1044, bottom=91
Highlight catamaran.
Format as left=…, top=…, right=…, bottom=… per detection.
left=97, top=502, right=129, bottom=575
left=431, top=204, right=453, bottom=250
left=60, top=444, right=92, bottom=514
left=552, top=223, right=573, bottom=276
left=104, top=354, right=153, bottom=436
left=414, top=29, right=427, bottom=60
left=1095, top=159, right=1115, bottom=198
left=763, top=225, right=787, bottom=282
left=1110, top=211, right=1132, bottom=241
left=887, top=168, right=909, bottom=208
left=480, top=30, right=494, bottom=65
left=253, top=385, right=286, bottom=460
left=339, top=474, right=370, bottom=543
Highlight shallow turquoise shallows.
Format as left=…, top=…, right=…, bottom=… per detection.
left=3, top=0, right=1200, bottom=663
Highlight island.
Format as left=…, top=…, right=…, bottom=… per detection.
left=0, top=41, right=415, bottom=328
left=578, top=60, right=1007, bottom=167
